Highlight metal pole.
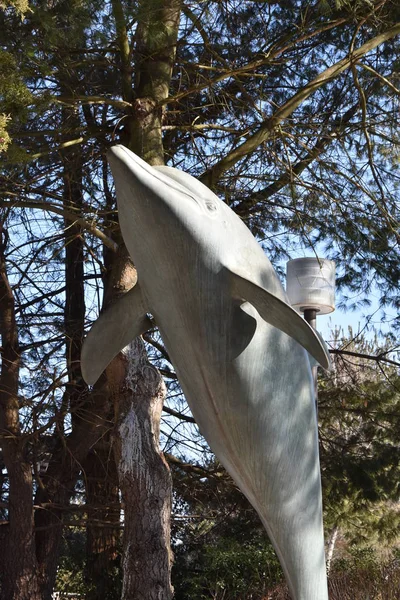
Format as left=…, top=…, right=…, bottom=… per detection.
left=303, top=308, right=317, bottom=330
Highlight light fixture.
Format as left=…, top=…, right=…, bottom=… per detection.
left=286, top=257, right=335, bottom=328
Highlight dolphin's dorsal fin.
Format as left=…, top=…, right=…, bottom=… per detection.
left=81, top=282, right=152, bottom=385
left=228, top=270, right=331, bottom=370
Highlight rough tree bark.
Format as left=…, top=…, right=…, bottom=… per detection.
left=110, top=339, right=172, bottom=599
left=102, top=240, right=174, bottom=599
left=0, top=224, right=42, bottom=600
left=129, top=0, right=182, bottom=164
left=98, top=2, right=182, bottom=598
left=83, top=440, right=121, bottom=600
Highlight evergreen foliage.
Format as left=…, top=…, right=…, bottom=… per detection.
left=0, top=1, right=399, bottom=598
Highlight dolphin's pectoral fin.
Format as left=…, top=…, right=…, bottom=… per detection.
left=308, top=330, right=332, bottom=370
left=228, top=270, right=331, bottom=370
left=81, top=283, right=152, bottom=386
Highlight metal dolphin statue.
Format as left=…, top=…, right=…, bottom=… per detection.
left=81, top=145, right=330, bottom=600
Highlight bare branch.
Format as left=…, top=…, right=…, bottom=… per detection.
left=0, top=198, right=118, bottom=252
left=164, top=452, right=225, bottom=477
left=236, top=102, right=360, bottom=215
left=31, top=137, right=86, bottom=159
left=53, top=95, right=132, bottom=109
left=329, top=348, right=400, bottom=368
left=166, top=12, right=349, bottom=107
left=163, top=405, right=195, bottom=423
left=358, top=62, right=400, bottom=96
left=201, top=22, right=400, bottom=187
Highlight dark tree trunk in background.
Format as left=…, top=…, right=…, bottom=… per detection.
left=33, top=105, right=85, bottom=596
left=33, top=99, right=94, bottom=598
left=84, top=439, right=121, bottom=600
left=0, top=225, right=41, bottom=599
left=33, top=386, right=116, bottom=599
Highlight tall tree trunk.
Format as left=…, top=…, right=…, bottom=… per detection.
left=102, top=242, right=174, bottom=600
left=0, top=224, right=41, bottom=600
left=110, top=339, right=173, bottom=600
left=34, top=385, right=115, bottom=599
left=84, top=438, right=121, bottom=600
left=129, top=0, right=182, bottom=163
left=104, top=1, right=181, bottom=598
left=34, top=102, right=87, bottom=598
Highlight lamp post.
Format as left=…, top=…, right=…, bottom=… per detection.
left=286, top=257, right=335, bottom=400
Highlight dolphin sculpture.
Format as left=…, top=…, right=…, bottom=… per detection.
left=81, top=145, right=330, bottom=600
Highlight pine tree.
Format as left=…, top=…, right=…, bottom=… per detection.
left=1, top=1, right=399, bottom=598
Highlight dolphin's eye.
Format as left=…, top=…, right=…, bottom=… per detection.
left=205, top=200, right=217, bottom=212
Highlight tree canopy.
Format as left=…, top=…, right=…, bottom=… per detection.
left=0, top=1, right=399, bottom=599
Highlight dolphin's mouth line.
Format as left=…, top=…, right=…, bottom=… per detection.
left=111, top=145, right=201, bottom=205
